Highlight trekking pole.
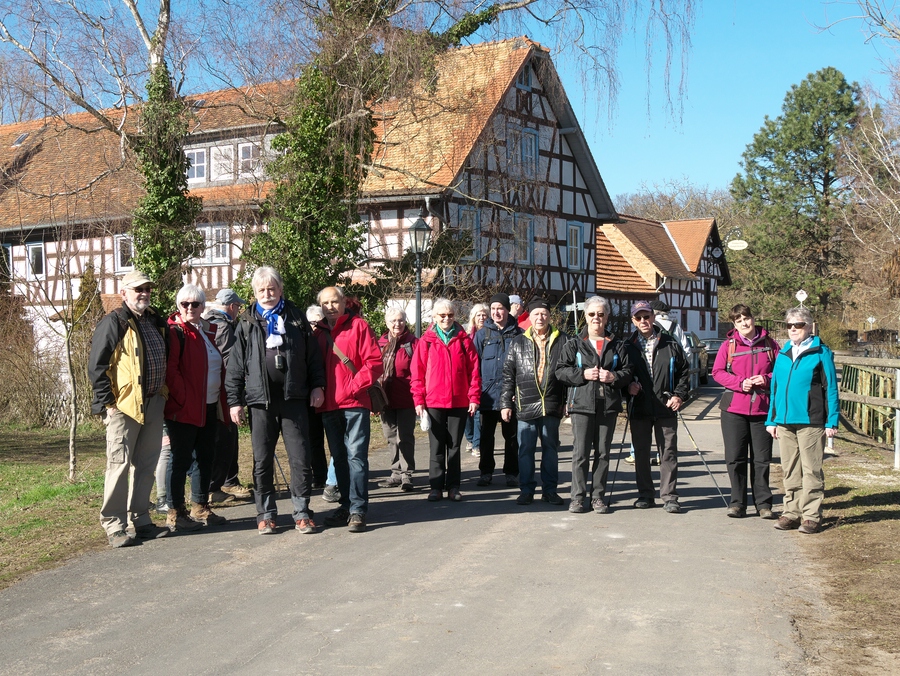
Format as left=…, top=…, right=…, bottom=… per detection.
left=606, top=399, right=632, bottom=507
left=273, top=452, right=290, bottom=491
left=676, top=409, right=728, bottom=507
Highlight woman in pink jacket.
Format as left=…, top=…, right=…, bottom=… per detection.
left=712, top=304, right=780, bottom=519
left=411, top=298, right=481, bottom=502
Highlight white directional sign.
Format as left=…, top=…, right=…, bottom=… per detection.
left=795, top=289, right=808, bottom=304
left=727, top=239, right=748, bottom=251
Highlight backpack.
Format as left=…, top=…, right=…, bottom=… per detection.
left=725, top=335, right=778, bottom=373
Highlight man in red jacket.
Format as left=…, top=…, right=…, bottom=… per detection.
left=316, top=287, right=384, bottom=533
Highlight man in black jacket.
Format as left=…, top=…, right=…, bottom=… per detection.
left=624, top=301, right=690, bottom=513
left=500, top=300, right=569, bottom=506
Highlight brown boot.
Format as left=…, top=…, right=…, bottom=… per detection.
left=167, top=506, right=203, bottom=532
left=190, top=502, right=227, bottom=526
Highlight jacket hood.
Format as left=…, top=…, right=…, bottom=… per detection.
left=202, top=307, right=230, bottom=322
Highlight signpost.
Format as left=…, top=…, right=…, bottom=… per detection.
left=795, top=289, right=808, bottom=307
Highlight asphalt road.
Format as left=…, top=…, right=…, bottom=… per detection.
left=0, top=387, right=819, bottom=675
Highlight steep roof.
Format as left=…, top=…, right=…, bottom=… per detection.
left=663, top=218, right=715, bottom=272
left=595, top=229, right=655, bottom=294
left=601, top=216, right=695, bottom=287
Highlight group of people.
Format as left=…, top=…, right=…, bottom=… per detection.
left=89, top=266, right=839, bottom=548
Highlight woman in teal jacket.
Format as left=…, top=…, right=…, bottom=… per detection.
left=765, top=307, right=839, bottom=535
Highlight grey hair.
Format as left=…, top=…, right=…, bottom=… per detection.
left=176, top=284, right=205, bottom=307
left=385, top=306, right=407, bottom=323
left=784, top=306, right=814, bottom=325
left=306, top=305, right=324, bottom=323
left=584, top=295, right=611, bottom=316
left=431, top=297, right=454, bottom=318
left=316, top=286, right=345, bottom=304
left=251, top=266, right=284, bottom=293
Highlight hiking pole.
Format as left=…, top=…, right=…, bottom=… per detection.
left=676, top=409, right=728, bottom=507
left=273, top=452, right=290, bottom=491
left=606, top=400, right=632, bottom=507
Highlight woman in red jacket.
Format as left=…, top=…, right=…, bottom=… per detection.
left=377, top=307, right=418, bottom=491
left=712, top=304, right=780, bottom=519
left=164, top=284, right=229, bottom=532
left=410, top=298, right=481, bottom=502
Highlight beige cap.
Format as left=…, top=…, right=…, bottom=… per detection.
left=121, top=270, right=154, bottom=289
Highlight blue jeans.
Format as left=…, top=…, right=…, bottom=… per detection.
left=517, top=416, right=561, bottom=494
left=464, top=410, right=481, bottom=449
left=326, top=457, right=336, bottom=486
left=322, top=408, right=370, bottom=515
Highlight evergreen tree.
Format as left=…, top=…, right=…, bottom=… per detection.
left=730, top=67, right=862, bottom=317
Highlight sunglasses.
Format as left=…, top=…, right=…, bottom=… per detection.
left=180, top=301, right=202, bottom=309
left=786, top=322, right=807, bottom=329
left=586, top=312, right=605, bottom=318
left=633, top=314, right=653, bottom=322
left=437, top=313, right=455, bottom=318
left=132, top=286, right=152, bottom=294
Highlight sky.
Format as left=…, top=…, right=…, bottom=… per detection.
left=556, top=0, right=897, bottom=200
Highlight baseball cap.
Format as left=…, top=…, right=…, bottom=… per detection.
left=509, top=294, right=523, bottom=305
left=631, top=300, right=654, bottom=317
left=215, top=288, right=246, bottom=305
left=121, top=270, right=154, bottom=289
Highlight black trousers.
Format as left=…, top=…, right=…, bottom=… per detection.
left=308, top=405, right=327, bottom=484
left=570, top=410, right=618, bottom=501
left=427, top=408, right=466, bottom=490
left=209, top=420, right=240, bottom=491
left=720, top=410, right=773, bottom=509
left=478, top=409, right=519, bottom=476
left=631, top=416, right=678, bottom=502
left=168, top=403, right=218, bottom=508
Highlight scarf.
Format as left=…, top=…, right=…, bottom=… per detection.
left=434, top=322, right=459, bottom=345
left=256, top=298, right=286, bottom=348
left=382, top=331, right=405, bottom=384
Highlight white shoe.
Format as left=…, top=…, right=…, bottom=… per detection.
left=624, top=455, right=635, bottom=464
left=471, top=447, right=481, bottom=458
left=465, top=442, right=473, bottom=452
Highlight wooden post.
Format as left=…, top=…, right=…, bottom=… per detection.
left=895, top=368, right=900, bottom=471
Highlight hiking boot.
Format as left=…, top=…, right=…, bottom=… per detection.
left=400, top=480, right=414, bottom=492
left=221, top=484, right=253, bottom=500
left=663, top=500, right=682, bottom=514
left=295, top=518, right=317, bottom=534
left=476, top=474, right=492, bottom=487
left=505, top=474, right=520, bottom=488
left=727, top=505, right=746, bottom=518
left=154, top=498, right=169, bottom=514
left=569, top=498, right=586, bottom=514
left=324, top=508, right=351, bottom=528
left=758, top=508, right=776, bottom=520
left=774, top=516, right=801, bottom=531
left=322, top=485, right=340, bottom=503
left=516, top=493, right=534, bottom=505
left=448, top=488, right=463, bottom=502
left=108, top=530, right=136, bottom=548
left=798, top=519, right=820, bottom=534
left=542, top=492, right=564, bottom=506
left=258, top=519, right=276, bottom=535
left=592, top=499, right=610, bottom=514
left=633, top=497, right=655, bottom=509
left=191, top=503, right=227, bottom=526
left=167, top=507, right=203, bottom=532
left=378, top=476, right=402, bottom=489
left=208, top=490, right=234, bottom=504
left=134, top=523, right=169, bottom=540
left=427, top=489, right=442, bottom=502
left=348, top=513, right=367, bottom=533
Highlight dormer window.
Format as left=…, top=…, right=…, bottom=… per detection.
left=12, top=132, right=28, bottom=147
left=191, top=99, right=206, bottom=110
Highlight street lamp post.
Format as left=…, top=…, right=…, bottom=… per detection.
left=408, top=208, right=433, bottom=337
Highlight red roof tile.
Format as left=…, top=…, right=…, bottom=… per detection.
left=663, top=218, right=715, bottom=273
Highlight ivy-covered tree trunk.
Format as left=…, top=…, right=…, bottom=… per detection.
left=242, top=66, right=373, bottom=305
left=130, top=62, right=202, bottom=312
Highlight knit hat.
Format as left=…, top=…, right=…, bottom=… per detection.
left=489, top=293, right=511, bottom=311
left=528, top=298, right=550, bottom=312
left=649, top=300, right=670, bottom=313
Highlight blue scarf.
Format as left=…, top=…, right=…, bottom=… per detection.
left=256, top=298, right=285, bottom=339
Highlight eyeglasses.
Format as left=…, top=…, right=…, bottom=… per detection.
left=437, top=313, right=455, bottom=318
left=132, top=286, right=152, bottom=294
left=633, top=314, right=653, bottom=322
left=786, top=322, right=807, bottom=329
left=586, top=312, right=605, bottom=318
left=180, top=301, right=202, bottom=309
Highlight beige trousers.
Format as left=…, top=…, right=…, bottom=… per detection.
left=777, top=424, right=825, bottom=523
left=99, top=394, right=165, bottom=535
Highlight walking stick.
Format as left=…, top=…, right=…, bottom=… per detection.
left=676, top=409, right=728, bottom=507
left=605, top=400, right=631, bottom=507
left=273, top=452, right=290, bottom=491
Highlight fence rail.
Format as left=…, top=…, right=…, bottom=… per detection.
left=833, top=354, right=900, bottom=469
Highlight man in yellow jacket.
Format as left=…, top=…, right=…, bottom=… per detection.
left=89, top=270, right=170, bottom=547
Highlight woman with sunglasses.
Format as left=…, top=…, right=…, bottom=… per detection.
left=556, top=296, right=633, bottom=513
left=712, top=304, right=780, bottom=519
left=765, top=306, right=839, bottom=534
left=163, top=284, right=229, bottom=532
left=410, top=298, right=481, bottom=502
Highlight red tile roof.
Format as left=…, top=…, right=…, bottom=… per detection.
left=603, top=215, right=695, bottom=281
left=663, top=218, right=715, bottom=273
left=595, top=229, right=655, bottom=293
